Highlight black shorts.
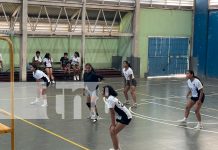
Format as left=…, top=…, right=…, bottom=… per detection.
left=116, top=118, right=131, bottom=125
left=191, top=93, right=205, bottom=103
left=124, top=79, right=137, bottom=87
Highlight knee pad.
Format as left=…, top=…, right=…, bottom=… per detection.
left=86, top=102, right=91, bottom=108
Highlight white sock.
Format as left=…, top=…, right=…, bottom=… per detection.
left=43, top=99, right=47, bottom=105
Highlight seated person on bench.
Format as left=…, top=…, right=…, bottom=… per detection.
left=32, top=51, right=43, bottom=68
left=60, top=52, right=70, bottom=80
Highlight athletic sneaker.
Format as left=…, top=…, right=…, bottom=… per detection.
left=52, top=80, right=55, bottom=84
left=41, top=101, right=48, bottom=107
left=194, top=123, right=203, bottom=129
left=87, top=112, right=92, bottom=119
left=41, top=103, right=48, bottom=107
left=76, top=75, right=79, bottom=80
left=123, top=101, right=130, bottom=105
left=30, top=98, right=40, bottom=105
left=97, top=116, right=103, bottom=120
left=74, top=76, right=76, bottom=81
left=91, top=114, right=98, bottom=123
left=132, top=103, right=137, bottom=108
left=178, top=118, right=187, bottom=125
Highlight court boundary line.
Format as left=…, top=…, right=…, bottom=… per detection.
left=129, top=105, right=218, bottom=135
left=135, top=91, right=218, bottom=112
left=132, top=102, right=218, bottom=124
left=0, top=109, right=90, bottom=150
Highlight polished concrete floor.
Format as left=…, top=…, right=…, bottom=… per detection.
left=1, top=78, right=218, bottom=150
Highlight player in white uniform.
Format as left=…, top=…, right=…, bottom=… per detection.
left=179, top=70, right=205, bottom=129
left=122, top=61, right=137, bottom=108
left=43, top=53, right=55, bottom=84
left=30, top=64, right=50, bottom=107
left=70, top=51, right=81, bottom=80
left=103, top=85, right=132, bottom=150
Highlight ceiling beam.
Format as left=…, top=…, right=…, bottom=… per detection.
left=0, top=0, right=21, bottom=3
left=27, top=1, right=134, bottom=11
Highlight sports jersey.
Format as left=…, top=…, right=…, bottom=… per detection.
left=123, top=67, right=135, bottom=80
left=187, top=78, right=203, bottom=98
left=106, top=96, right=132, bottom=119
left=33, top=70, right=50, bottom=85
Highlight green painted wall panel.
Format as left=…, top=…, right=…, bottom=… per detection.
left=118, top=12, right=132, bottom=61
left=85, top=38, right=118, bottom=68
left=138, top=9, right=193, bottom=77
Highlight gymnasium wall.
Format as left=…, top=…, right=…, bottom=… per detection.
left=206, top=11, right=218, bottom=77
left=138, top=9, right=193, bottom=77
left=118, top=12, right=132, bottom=59
left=0, top=9, right=193, bottom=76
left=0, top=36, right=118, bottom=70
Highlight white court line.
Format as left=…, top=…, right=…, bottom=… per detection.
left=0, top=94, right=83, bottom=101
left=132, top=102, right=218, bottom=124
left=141, top=100, right=218, bottom=120
left=135, top=91, right=218, bottom=112
left=129, top=106, right=218, bottom=134
left=206, top=84, right=218, bottom=88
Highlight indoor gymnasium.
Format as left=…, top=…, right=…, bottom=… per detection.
left=0, top=0, right=218, bottom=150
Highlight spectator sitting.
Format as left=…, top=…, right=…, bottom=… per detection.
left=70, top=51, right=81, bottom=81
left=60, top=52, right=70, bottom=80
left=32, top=51, right=42, bottom=67
left=43, top=53, right=55, bottom=84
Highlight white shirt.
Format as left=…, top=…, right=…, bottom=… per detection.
left=123, top=67, right=135, bottom=80
left=71, top=56, right=80, bottom=65
left=43, top=58, right=53, bottom=68
left=33, top=70, right=50, bottom=83
left=106, top=96, right=132, bottom=119
left=33, top=56, right=42, bottom=62
left=187, top=78, right=203, bottom=98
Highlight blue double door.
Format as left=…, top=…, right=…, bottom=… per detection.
left=148, top=37, right=189, bottom=76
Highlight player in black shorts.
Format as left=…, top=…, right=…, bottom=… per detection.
left=83, top=63, right=103, bottom=122
left=178, top=70, right=205, bottom=129
left=30, top=64, right=50, bottom=107
left=103, top=85, right=132, bottom=150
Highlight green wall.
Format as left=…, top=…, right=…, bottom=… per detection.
left=0, top=8, right=193, bottom=76
left=138, top=9, right=193, bottom=77
left=118, top=12, right=132, bottom=59
left=85, top=38, right=118, bottom=68
left=0, top=36, right=118, bottom=70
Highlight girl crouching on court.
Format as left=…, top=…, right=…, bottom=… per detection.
left=83, top=63, right=103, bottom=122
left=103, top=85, right=132, bottom=150
left=30, top=64, right=50, bottom=107
left=179, top=70, right=205, bottom=129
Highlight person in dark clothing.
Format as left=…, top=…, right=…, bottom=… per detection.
left=60, top=53, right=70, bottom=80
left=83, top=63, right=103, bottom=123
